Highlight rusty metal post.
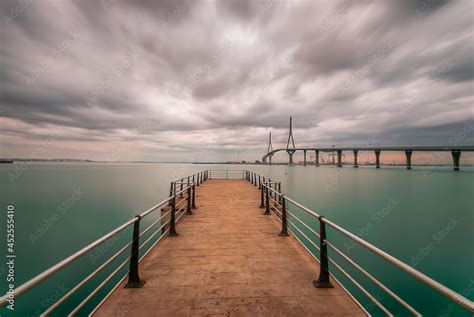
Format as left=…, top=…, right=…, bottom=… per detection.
left=259, top=182, right=265, bottom=208
left=314, top=216, right=333, bottom=288
left=125, top=216, right=145, bottom=288
left=279, top=196, right=289, bottom=236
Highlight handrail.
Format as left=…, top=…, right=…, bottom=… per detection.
left=253, top=171, right=474, bottom=315
left=0, top=170, right=209, bottom=316
left=0, top=217, right=139, bottom=306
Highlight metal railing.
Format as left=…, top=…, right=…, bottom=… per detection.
left=246, top=170, right=474, bottom=316
left=0, top=170, right=209, bottom=316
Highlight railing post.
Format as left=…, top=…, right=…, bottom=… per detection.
left=168, top=182, right=174, bottom=205
left=264, top=185, right=270, bottom=215
left=259, top=182, right=265, bottom=208
left=125, top=216, right=145, bottom=288
left=192, top=174, right=195, bottom=186
left=258, top=175, right=261, bottom=189
left=226, top=170, right=228, bottom=179
left=279, top=196, right=289, bottom=236
left=169, top=196, right=179, bottom=236
left=192, top=184, right=197, bottom=209
left=278, top=182, right=282, bottom=205
left=180, top=179, right=184, bottom=197
left=314, top=216, right=333, bottom=288
left=186, top=186, right=193, bottom=215
left=197, top=173, right=200, bottom=186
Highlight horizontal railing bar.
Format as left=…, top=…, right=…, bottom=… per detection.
left=68, top=256, right=131, bottom=316
left=140, top=228, right=170, bottom=263
left=140, top=211, right=170, bottom=238
left=327, top=241, right=421, bottom=316
left=328, top=256, right=393, bottom=316
left=176, top=209, right=186, bottom=222
left=321, top=217, right=474, bottom=312
left=287, top=219, right=320, bottom=252
left=88, top=271, right=128, bottom=316
left=284, top=196, right=321, bottom=219
left=287, top=210, right=320, bottom=238
left=139, top=221, right=170, bottom=250
left=40, top=240, right=133, bottom=316
left=139, top=196, right=173, bottom=218
left=283, top=217, right=370, bottom=316
left=0, top=217, right=138, bottom=307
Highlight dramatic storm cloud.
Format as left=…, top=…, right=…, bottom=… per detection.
left=0, top=0, right=473, bottom=162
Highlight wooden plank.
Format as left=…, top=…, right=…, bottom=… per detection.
left=94, top=179, right=365, bottom=316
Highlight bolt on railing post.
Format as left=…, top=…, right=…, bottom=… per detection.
left=125, top=216, right=145, bottom=288
left=192, top=184, right=197, bottom=209
left=169, top=196, right=179, bottom=236
left=279, top=196, right=289, bottom=236
left=259, top=182, right=265, bottom=208
left=264, top=185, right=270, bottom=215
left=186, top=186, right=193, bottom=215
left=314, top=216, right=333, bottom=288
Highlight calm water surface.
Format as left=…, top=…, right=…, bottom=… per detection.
left=0, top=163, right=472, bottom=316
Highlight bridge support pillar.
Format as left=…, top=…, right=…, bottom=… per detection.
left=288, top=153, right=294, bottom=165
left=451, top=150, right=461, bottom=171
left=269, top=155, right=272, bottom=165
left=375, top=150, right=381, bottom=168
left=405, top=150, right=413, bottom=170
left=353, top=150, right=358, bottom=168
left=337, top=150, right=342, bottom=167
left=315, top=150, right=319, bottom=166
left=304, top=150, right=307, bottom=166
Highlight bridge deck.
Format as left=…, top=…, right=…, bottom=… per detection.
left=95, top=179, right=365, bottom=316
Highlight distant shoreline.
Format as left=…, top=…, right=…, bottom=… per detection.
left=1, top=159, right=473, bottom=167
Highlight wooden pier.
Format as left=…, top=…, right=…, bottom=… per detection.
left=95, top=179, right=364, bottom=316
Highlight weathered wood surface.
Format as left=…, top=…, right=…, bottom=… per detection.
left=95, top=179, right=365, bottom=316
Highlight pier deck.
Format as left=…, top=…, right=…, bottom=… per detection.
left=95, top=179, right=364, bottom=316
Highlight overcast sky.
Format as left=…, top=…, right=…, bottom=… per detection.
left=0, top=0, right=473, bottom=162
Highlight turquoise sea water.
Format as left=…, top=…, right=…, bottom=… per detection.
left=0, top=163, right=472, bottom=316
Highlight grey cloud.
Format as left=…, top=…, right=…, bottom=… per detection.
left=0, top=0, right=472, bottom=161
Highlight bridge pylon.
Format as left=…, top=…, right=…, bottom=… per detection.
left=267, top=132, right=274, bottom=165
left=286, top=117, right=296, bottom=164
